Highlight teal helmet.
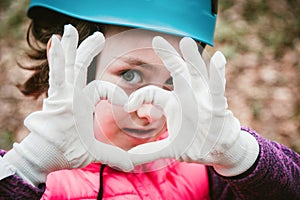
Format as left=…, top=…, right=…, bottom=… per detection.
left=27, top=0, right=218, bottom=46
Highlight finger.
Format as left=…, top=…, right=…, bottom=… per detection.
left=152, top=36, right=192, bottom=92
left=179, top=37, right=209, bottom=82
left=128, top=139, right=171, bottom=165
left=92, top=141, right=134, bottom=172
left=136, top=104, right=163, bottom=123
left=125, top=85, right=171, bottom=113
left=61, top=24, right=78, bottom=83
left=211, top=51, right=226, bottom=84
left=73, top=116, right=134, bottom=171
left=209, top=51, right=228, bottom=113
left=48, top=35, right=65, bottom=95
left=83, top=80, right=128, bottom=106
left=209, top=51, right=226, bottom=93
left=75, top=32, right=105, bottom=89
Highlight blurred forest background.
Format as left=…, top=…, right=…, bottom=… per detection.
left=0, top=0, right=299, bottom=152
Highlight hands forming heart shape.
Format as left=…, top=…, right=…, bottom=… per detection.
left=24, top=24, right=257, bottom=179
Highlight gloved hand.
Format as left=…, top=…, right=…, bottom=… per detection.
left=3, top=25, right=133, bottom=186
left=127, top=36, right=259, bottom=176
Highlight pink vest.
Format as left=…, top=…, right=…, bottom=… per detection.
left=42, top=161, right=209, bottom=199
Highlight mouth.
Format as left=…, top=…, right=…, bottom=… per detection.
left=122, top=128, right=158, bottom=139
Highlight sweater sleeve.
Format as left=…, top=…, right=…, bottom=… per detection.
left=0, top=150, right=45, bottom=200
left=208, top=126, right=300, bottom=200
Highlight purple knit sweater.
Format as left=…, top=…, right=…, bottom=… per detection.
left=0, top=127, right=299, bottom=200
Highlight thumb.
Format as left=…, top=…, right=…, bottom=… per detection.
left=129, top=139, right=171, bottom=165
left=125, top=85, right=171, bottom=113
left=92, top=141, right=134, bottom=172
left=83, top=80, right=128, bottom=106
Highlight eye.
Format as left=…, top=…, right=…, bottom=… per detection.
left=165, top=77, right=173, bottom=85
left=121, top=70, right=142, bottom=84
left=163, top=77, right=173, bottom=91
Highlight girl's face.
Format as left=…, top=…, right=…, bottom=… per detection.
left=93, top=26, right=181, bottom=150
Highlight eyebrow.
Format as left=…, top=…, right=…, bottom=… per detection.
left=120, top=56, right=158, bottom=69
left=120, top=56, right=173, bottom=86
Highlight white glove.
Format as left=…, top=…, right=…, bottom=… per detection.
left=127, top=36, right=259, bottom=176
left=3, top=25, right=133, bottom=186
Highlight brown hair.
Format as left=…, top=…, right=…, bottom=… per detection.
left=18, top=7, right=104, bottom=98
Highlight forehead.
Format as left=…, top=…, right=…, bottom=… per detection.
left=97, top=26, right=182, bottom=71
left=103, top=25, right=182, bottom=52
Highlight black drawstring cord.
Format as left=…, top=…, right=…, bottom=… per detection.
left=97, top=164, right=107, bottom=200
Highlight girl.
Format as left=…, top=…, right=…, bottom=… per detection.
left=1, top=0, right=299, bottom=199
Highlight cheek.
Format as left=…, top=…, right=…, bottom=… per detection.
left=93, top=101, right=127, bottom=140
left=94, top=101, right=113, bottom=128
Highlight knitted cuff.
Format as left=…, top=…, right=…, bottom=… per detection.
left=213, top=130, right=260, bottom=176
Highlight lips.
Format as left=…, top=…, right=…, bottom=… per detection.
left=122, top=128, right=158, bottom=139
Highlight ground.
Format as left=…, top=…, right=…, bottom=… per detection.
left=0, top=1, right=299, bottom=152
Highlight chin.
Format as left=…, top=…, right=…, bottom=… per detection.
left=119, top=136, right=158, bottom=151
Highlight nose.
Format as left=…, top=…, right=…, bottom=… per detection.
left=136, top=104, right=163, bottom=124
